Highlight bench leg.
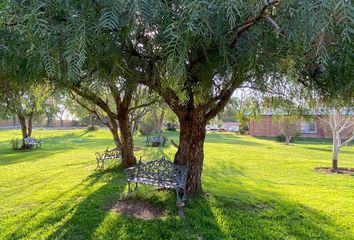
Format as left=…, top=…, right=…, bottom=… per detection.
left=176, top=187, right=186, bottom=204
left=128, top=182, right=131, bottom=192
left=134, top=182, right=138, bottom=191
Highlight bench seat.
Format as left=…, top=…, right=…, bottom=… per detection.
left=124, top=156, right=188, bottom=203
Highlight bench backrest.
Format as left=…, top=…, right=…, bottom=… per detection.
left=149, top=136, right=165, bottom=143
left=105, top=147, right=119, bottom=157
left=24, top=137, right=38, bottom=145
left=135, top=157, right=187, bottom=184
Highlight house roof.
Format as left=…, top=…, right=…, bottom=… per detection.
left=251, top=108, right=354, bottom=116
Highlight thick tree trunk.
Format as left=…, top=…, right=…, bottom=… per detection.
left=28, top=112, right=33, bottom=137
left=17, top=114, right=28, bottom=149
left=109, top=121, right=122, bottom=150
left=174, top=108, right=206, bottom=196
left=285, top=136, right=291, bottom=145
left=118, top=111, right=136, bottom=168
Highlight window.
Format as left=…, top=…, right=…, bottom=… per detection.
left=301, top=122, right=317, bottom=134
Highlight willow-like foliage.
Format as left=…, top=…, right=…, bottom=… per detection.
left=0, top=0, right=353, bottom=101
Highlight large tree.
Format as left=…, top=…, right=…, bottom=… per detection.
left=2, top=0, right=353, bottom=195
left=70, top=80, right=158, bottom=168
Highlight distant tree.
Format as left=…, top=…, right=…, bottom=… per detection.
left=165, top=108, right=178, bottom=131
left=318, top=108, right=354, bottom=172
left=139, top=113, right=156, bottom=137
left=58, top=104, right=67, bottom=128
left=278, top=116, right=301, bottom=144
left=219, top=97, right=238, bottom=122
left=44, top=98, right=59, bottom=127
left=129, top=87, right=160, bottom=136
left=236, top=96, right=260, bottom=134
left=153, top=106, right=166, bottom=136
left=0, top=80, right=49, bottom=148
left=64, top=97, right=91, bottom=124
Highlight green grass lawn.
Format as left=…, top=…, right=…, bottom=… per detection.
left=0, top=129, right=353, bottom=240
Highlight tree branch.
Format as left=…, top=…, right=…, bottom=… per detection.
left=228, top=0, right=280, bottom=48
left=205, top=77, right=243, bottom=120
left=340, top=134, right=354, bottom=147
left=128, top=98, right=159, bottom=112
left=71, top=85, right=117, bottom=118
left=262, top=15, right=284, bottom=36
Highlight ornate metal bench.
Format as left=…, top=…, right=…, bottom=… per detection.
left=95, top=147, right=120, bottom=170
left=146, top=136, right=166, bottom=147
left=24, top=137, right=42, bottom=149
left=124, top=156, right=188, bottom=203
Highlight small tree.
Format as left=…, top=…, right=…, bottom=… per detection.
left=278, top=116, right=301, bottom=144
left=139, top=113, right=156, bottom=137
left=318, top=109, right=354, bottom=172
left=0, top=79, right=49, bottom=148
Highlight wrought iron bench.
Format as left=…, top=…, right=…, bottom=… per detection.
left=24, top=137, right=42, bottom=149
left=146, top=136, right=166, bottom=147
left=124, top=156, right=188, bottom=203
left=95, top=147, right=120, bottom=170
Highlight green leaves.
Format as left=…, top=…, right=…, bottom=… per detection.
left=100, top=1, right=121, bottom=30
left=63, top=18, right=86, bottom=82
left=24, top=3, right=50, bottom=38
left=334, top=0, right=354, bottom=43
left=224, top=0, right=244, bottom=28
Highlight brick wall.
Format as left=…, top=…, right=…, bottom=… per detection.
left=249, top=116, right=333, bottom=138
left=0, top=117, right=79, bottom=128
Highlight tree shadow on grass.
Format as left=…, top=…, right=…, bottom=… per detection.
left=205, top=133, right=266, bottom=147
left=0, top=132, right=126, bottom=166
left=186, top=189, right=350, bottom=240
left=3, top=167, right=126, bottom=240
left=45, top=167, right=199, bottom=240
left=299, top=146, right=354, bottom=154
left=5, top=167, right=349, bottom=240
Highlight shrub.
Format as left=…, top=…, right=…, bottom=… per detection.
left=11, top=138, right=21, bottom=150
left=87, top=125, right=99, bottom=131
left=276, top=134, right=298, bottom=143
left=139, top=120, right=155, bottom=136
left=278, top=116, right=301, bottom=144
left=238, top=123, right=249, bottom=135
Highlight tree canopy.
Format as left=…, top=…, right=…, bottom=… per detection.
left=1, top=0, right=353, bottom=194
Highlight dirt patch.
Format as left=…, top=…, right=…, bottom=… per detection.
left=314, top=167, right=354, bottom=175
left=110, top=199, right=163, bottom=220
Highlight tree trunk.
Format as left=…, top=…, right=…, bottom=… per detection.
left=46, top=114, right=51, bottom=127
left=109, top=120, right=122, bottom=150
left=285, top=136, right=291, bottom=145
left=17, top=113, right=28, bottom=149
left=332, top=133, right=340, bottom=172
left=12, top=115, right=17, bottom=126
left=118, top=110, right=136, bottom=168
left=174, top=107, right=206, bottom=196
left=156, top=109, right=165, bottom=136
left=28, top=112, right=33, bottom=137
left=60, top=110, right=65, bottom=127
